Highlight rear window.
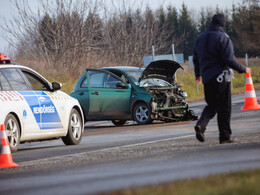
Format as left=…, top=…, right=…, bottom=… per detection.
left=0, top=71, right=11, bottom=91
left=1, top=68, right=30, bottom=91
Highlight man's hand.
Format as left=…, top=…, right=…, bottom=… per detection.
left=196, top=77, right=202, bottom=84
left=246, top=67, right=251, bottom=73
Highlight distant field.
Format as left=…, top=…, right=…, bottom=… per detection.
left=102, top=169, right=260, bottom=195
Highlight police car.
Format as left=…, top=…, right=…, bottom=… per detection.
left=0, top=53, right=84, bottom=152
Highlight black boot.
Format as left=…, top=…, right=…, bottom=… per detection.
left=219, top=138, right=236, bottom=144
left=195, top=125, right=205, bottom=142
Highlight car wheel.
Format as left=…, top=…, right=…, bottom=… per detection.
left=4, top=114, right=20, bottom=152
left=62, top=109, right=83, bottom=145
left=111, top=120, right=127, bottom=126
left=133, top=102, right=152, bottom=125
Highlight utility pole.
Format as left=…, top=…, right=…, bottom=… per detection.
left=172, top=44, right=177, bottom=82
left=245, top=53, right=248, bottom=66
left=152, top=45, right=155, bottom=61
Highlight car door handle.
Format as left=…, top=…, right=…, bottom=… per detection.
left=91, top=92, right=99, bottom=95
left=79, top=92, right=84, bottom=96
left=38, top=97, right=45, bottom=101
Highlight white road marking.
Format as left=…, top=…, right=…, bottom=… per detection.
left=95, top=134, right=195, bottom=151
left=20, top=133, right=213, bottom=166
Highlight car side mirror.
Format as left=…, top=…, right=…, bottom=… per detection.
left=176, top=82, right=182, bottom=88
left=116, top=81, right=127, bottom=89
left=52, top=82, right=62, bottom=91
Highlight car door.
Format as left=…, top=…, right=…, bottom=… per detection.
left=72, top=74, right=90, bottom=120
left=86, top=69, right=131, bottom=120
left=21, top=70, right=64, bottom=131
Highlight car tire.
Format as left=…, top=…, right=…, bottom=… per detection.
left=4, top=114, right=20, bottom=153
left=62, top=109, right=83, bottom=145
left=111, top=120, right=127, bottom=126
left=133, top=102, right=152, bottom=125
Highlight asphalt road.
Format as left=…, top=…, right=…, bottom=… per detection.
left=0, top=91, right=260, bottom=195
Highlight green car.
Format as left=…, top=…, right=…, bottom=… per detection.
left=70, top=60, right=197, bottom=126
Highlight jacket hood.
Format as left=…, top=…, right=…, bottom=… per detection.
left=210, top=14, right=226, bottom=27
left=139, top=60, right=183, bottom=84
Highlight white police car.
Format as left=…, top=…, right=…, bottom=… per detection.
left=0, top=53, right=84, bottom=152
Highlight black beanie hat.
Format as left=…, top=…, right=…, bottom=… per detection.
left=211, top=14, right=226, bottom=27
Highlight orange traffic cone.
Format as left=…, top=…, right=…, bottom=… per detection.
left=241, top=72, right=260, bottom=111
left=0, top=124, right=18, bottom=168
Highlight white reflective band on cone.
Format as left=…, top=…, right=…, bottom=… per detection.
left=246, top=77, right=253, bottom=84
left=0, top=131, right=7, bottom=139
left=1, top=145, right=11, bottom=154
left=245, top=90, right=256, bottom=98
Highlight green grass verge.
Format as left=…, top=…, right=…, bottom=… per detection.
left=18, top=58, right=260, bottom=97
left=102, top=169, right=260, bottom=195
left=44, top=65, right=260, bottom=98
left=36, top=59, right=260, bottom=98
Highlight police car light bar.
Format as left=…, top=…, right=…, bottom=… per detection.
left=0, top=53, right=11, bottom=64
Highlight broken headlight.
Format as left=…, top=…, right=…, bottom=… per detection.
left=180, top=91, right=188, bottom=98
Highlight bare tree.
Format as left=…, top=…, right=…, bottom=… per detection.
left=102, top=2, right=176, bottom=67
left=1, top=0, right=196, bottom=75
left=1, top=0, right=105, bottom=75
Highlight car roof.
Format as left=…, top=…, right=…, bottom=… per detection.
left=104, top=66, right=144, bottom=71
left=0, top=63, right=32, bottom=70
left=0, top=63, right=51, bottom=85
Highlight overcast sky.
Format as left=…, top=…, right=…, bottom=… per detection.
left=0, top=0, right=243, bottom=53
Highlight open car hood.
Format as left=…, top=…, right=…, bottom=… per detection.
left=139, top=60, right=183, bottom=84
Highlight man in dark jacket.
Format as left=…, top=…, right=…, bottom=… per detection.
left=193, top=13, right=251, bottom=144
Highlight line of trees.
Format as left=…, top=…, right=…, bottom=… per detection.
left=2, top=0, right=260, bottom=76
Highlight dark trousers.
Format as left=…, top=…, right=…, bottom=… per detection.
left=196, top=79, right=232, bottom=141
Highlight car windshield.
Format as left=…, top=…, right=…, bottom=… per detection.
left=139, top=78, right=172, bottom=87
left=124, top=69, right=173, bottom=87
left=124, top=69, right=143, bottom=84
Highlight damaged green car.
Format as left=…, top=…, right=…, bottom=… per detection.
left=70, top=60, right=197, bottom=126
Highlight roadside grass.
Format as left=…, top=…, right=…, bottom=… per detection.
left=22, top=58, right=260, bottom=97
left=42, top=64, right=260, bottom=98
left=101, top=169, right=260, bottom=195
left=43, top=72, right=78, bottom=95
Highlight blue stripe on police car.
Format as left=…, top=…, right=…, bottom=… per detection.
left=18, top=91, right=63, bottom=130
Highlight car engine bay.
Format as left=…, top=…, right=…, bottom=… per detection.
left=145, top=86, right=197, bottom=121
